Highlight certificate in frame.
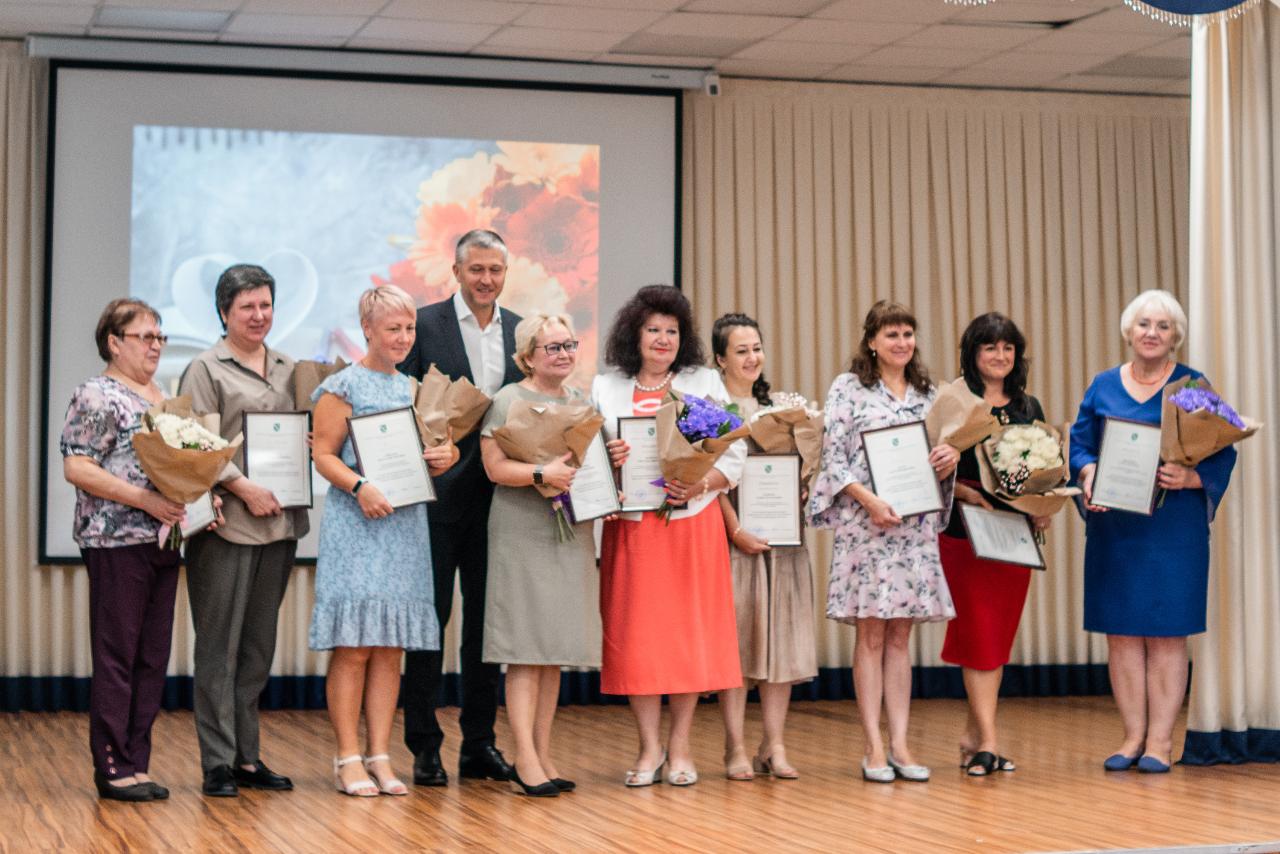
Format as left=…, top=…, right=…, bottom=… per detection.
left=347, top=406, right=437, bottom=508
left=860, top=420, right=945, bottom=518
left=1091, top=417, right=1162, bottom=516
left=616, top=416, right=664, bottom=512
left=568, top=430, right=622, bottom=523
left=958, top=503, right=1045, bottom=570
left=736, top=454, right=803, bottom=547
left=242, top=410, right=314, bottom=509
left=181, top=491, right=217, bottom=538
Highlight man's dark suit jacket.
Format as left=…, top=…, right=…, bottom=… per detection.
left=397, top=297, right=524, bottom=524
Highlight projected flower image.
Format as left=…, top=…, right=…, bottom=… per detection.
left=129, top=127, right=600, bottom=392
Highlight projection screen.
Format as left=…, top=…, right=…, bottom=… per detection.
left=41, top=63, right=678, bottom=562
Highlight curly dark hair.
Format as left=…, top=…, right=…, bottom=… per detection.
left=959, top=312, right=1034, bottom=421
left=711, top=313, right=772, bottom=406
left=849, top=300, right=932, bottom=394
left=604, top=285, right=706, bottom=377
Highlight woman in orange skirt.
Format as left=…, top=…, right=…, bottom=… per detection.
left=940, top=313, right=1051, bottom=777
left=591, top=285, right=746, bottom=788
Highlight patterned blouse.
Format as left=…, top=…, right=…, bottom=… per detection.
left=59, top=375, right=162, bottom=549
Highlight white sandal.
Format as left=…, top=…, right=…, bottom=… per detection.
left=333, top=754, right=378, bottom=797
left=363, top=754, right=408, bottom=796
left=624, top=751, right=667, bottom=788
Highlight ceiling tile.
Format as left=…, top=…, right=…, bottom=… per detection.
left=1085, top=55, right=1187, bottom=79
left=481, top=25, right=627, bottom=52
left=346, top=37, right=481, bottom=53
left=936, top=66, right=1065, bottom=88
left=243, top=0, right=386, bottom=14
left=379, top=0, right=528, bottom=26
left=1017, top=28, right=1169, bottom=54
left=732, top=39, right=873, bottom=65
left=856, top=44, right=996, bottom=69
left=1065, top=5, right=1185, bottom=33
left=684, top=0, right=828, bottom=13
left=0, top=4, right=94, bottom=27
left=645, top=12, right=793, bottom=40
left=1135, top=36, right=1192, bottom=59
left=897, top=23, right=1048, bottom=51
left=519, top=0, right=682, bottom=7
left=596, top=52, right=715, bottom=68
left=220, top=32, right=350, bottom=47
left=358, top=18, right=498, bottom=45
left=224, top=12, right=368, bottom=38
left=772, top=18, right=923, bottom=46
left=946, top=0, right=1104, bottom=25
left=821, top=64, right=950, bottom=84
left=473, top=45, right=602, bottom=61
left=89, top=26, right=221, bottom=41
left=715, top=58, right=839, bottom=80
left=103, top=0, right=239, bottom=9
left=611, top=31, right=753, bottom=58
left=512, top=6, right=665, bottom=33
left=972, top=50, right=1110, bottom=77
left=815, top=0, right=956, bottom=24
left=1054, top=74, right=1167, bottom=94
left=1158, top=78, right=1191, bottom=96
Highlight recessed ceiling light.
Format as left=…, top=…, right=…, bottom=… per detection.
left=93, top=7, right=231, bottom=33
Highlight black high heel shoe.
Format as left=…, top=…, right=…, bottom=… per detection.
left=94, top=770, right=155, bottom=802
left=509, top=770, right=560, bottom=798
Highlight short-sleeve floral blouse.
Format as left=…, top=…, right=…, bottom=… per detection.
left=59, top=375, right=162, bottom=549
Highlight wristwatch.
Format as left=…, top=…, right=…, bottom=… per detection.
left=532, top=466, right=544, bottom=486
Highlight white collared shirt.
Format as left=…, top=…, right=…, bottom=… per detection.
left=452, top=289, right=506, bottom=396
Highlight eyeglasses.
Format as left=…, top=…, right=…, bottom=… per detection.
left=117, top=332, right=169, bottom=347
left=535, top=340, right=579, bottom=356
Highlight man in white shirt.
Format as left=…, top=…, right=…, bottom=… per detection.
left=397, top=230, right=524, bottom=786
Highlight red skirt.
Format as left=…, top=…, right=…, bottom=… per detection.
left=599, top=502, right=742, bottom=695
left=939, top=534, right=1032, bottom=670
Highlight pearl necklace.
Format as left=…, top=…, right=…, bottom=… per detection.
left=634, top=371, right=673, bottom=392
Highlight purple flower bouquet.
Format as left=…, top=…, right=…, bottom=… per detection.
left=652, top=392, right=751, bottom=522
left=1160, top=377, right=1259, bottom=468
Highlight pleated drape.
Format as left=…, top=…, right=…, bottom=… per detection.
left=1183, top=0, right=1280, bottom=764
left=683, top=78, right=1192, bottom=674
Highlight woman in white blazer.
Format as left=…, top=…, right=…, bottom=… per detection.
left=591, top=285, right=746, bottom=788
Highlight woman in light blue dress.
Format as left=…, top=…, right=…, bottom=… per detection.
left=310, top=285, right=458, bottom=797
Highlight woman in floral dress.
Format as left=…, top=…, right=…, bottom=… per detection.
left=808, top=301, right=959, bottom=783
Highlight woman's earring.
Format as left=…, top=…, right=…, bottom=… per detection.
left=869, top=349, right=877, bottom=358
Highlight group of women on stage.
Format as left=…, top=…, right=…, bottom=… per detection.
left=62, top=268, right=1235, bottom=800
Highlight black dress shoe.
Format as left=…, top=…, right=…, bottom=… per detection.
left=142, top=781, right=170, bottom=800
left=509, top=770, right=559, bottom=798
left=550, top=778, right=576, bottom=792
left=94, top=771, right=154, bottom=802
left=202, top=765, right=239, bottom=797
left=233, top=762, right=293, bottom=791
left=413, top=751, right=448, bottom=787
left=458, top=745, right=514, bottom=781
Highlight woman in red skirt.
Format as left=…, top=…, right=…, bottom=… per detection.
left=940, top=313, right=1051, bottom=777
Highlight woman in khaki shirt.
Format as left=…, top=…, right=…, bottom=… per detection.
left=178, top=264, right=309, bottom=798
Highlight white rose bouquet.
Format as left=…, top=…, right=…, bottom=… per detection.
left=976, top=421, right=1078, bottom=524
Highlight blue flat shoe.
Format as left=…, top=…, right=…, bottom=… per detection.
left=1137, top=755, right=1171, bottom=774
left=1103, top=753, right=1140, bottom=771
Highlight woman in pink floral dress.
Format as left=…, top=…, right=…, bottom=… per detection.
left=808, top=301, right=958, bottom=784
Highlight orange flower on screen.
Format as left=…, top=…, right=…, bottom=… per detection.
left=494, top=141, right=593, bottom=187
left=409, top=200, right=497, bottom=289
left=556, top=149, right=599, bottom=202
left=502, top=191, right=599, bottom=297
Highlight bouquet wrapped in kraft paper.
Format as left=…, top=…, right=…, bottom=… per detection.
left=1160, top=376, right=1261, bottom=467
left=412, top=364, right=493, bottom=448
left=131, top=396, right=242, bottom=505
left=976, top=421, right=1079, bottom=519
left=654, top=391, right=752, bottom=520
left=747, top=393, right=824, bottom=483
left=926, top=377, right=1000, bottom=452
left=292, top=357, right=348, bottom=411
left=490, top=400, right=605, bottom=540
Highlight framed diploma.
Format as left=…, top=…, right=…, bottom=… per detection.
left=860, top=420, right=945, bottom=518
left=737, top=454, right=802, bottom=547
left=958, top=504, right=1045, bottom=570
left=568, top=431, right=622, bottom=523
left=617, top=416, right=664, bottom=512
left=181, top=492, right=217, bottom=538
left=347, top=407, right=437, bottom=508
left=242, top=410, right=313, bottom=509
left=1091, top=417, right=1161, bottom=515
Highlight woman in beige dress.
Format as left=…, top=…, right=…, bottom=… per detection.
left=480, top=313, right=626, bottom=797
left=712, top=313, right=818, bottom=781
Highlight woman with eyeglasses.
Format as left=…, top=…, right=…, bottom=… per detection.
left=61, top=298, right=220, bottom=801
left=479, top=313, right=626, bottom=796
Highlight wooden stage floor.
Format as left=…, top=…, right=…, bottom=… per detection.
left=3, top=697, right=1279, bottom=853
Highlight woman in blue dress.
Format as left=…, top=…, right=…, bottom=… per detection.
left=311, top=285, right=458, bottom=796
left=1069, top=289, right=1236, bottom=774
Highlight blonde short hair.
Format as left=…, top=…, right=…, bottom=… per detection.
left=513, top=313, right=576, bottom=376
left=359, top=285, right=417, bottom=329
left=1120, top=289, right=1186, bottom=349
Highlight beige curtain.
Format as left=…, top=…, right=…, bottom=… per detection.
left=683, top=78, right=1192, bottom=674
left=1184, top=0, right=1280, bottom=763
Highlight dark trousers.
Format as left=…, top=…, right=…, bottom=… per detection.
left=83, top=543, right=181, bottom=779
left=185, top=534, right=296, bottom=772
left=403, top=508, right=500, bottom=757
